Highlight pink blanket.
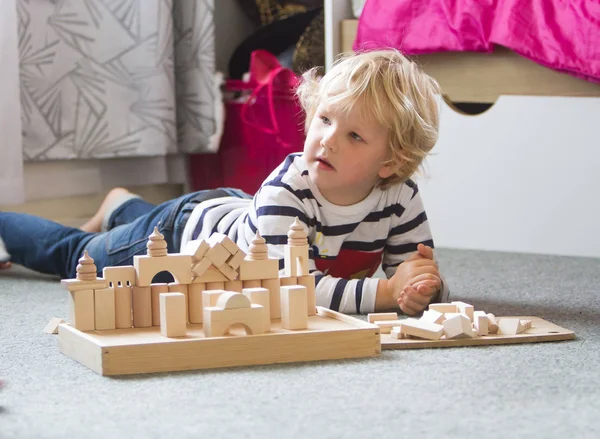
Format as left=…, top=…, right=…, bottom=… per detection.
left=354, top=0, right=600, bottom=83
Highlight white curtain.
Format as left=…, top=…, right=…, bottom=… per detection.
left=0, top=0, right=25, bottom=205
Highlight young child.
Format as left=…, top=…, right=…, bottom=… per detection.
left=0, top=49, right=448, bottom=315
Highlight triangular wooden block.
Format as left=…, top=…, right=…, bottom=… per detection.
left=43, top=317, right=66, bottom=334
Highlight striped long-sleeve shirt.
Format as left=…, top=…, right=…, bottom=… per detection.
left=181, top=153, right=448, bottom=314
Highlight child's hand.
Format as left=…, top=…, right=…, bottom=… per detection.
left=388, top=244, right=440, bottom=314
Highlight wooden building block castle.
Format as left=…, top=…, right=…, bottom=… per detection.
left=60, top=217, right=317, bottom=339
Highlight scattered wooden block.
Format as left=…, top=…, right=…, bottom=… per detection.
left=280, top=285, right=308, bottom=330
left=192, top=265, right=228, bottom=283
left=297, top=274, right=316, bottom=316
left=204, top=243, right=230, bottom=268
left=168, top=283, right=189, bottom=322
left=373, top=320, right=403, bottom=334
left=207, top=233, right=239, bottom=256
left=188, top=283, right=205, bottom=324
left=399, top=318, right=444, bottom=340
left=226, top=250, right=246, bottom=270
left=487, top=313, right=499, bottom=334
left=238, top=258, right=279, bottom=281
left=132, top=286, right=152, bottom=328
left=443, top=314, right=476, bottom=339
left=521, top=319, right=532, bottom=330
left=43, top=317, right=66, bottom=334
left=390, top=327, right=406, bottom=339
left=367, top=312, right=398, bottom=324
left=133, top=254, right=192, bottom=287
left=114, top=284, right=133, bottom=329
left=261, top=278, right=281, bottom=319
left=182, top=239, right=210, bottom=262
left=242, top=287, right=271, bottom=330
left=151, top=283, right=169, bottom=326
left=428, top=303, right=458, bottom=314
left=420, top=309, right=445, bottom=325
left=68, top=289, right=95, bottom=331
left=452, top=301, right=475, bottom=321
left=159, top=292, right=187, bottom=338
left=94, top=287, right=116, bottom=331
left=498, top=318, right=527, bottom=335
left=102, top=266, right=137, bottom=287
left=473, top=310, right=489, bottom=336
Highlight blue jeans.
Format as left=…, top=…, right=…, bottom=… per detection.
left=0, top=188, right=250, bottom=280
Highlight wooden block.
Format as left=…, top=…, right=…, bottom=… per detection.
left=226, top=250, right=246, bottom=270
left=203, top=304, right=266, bottom=338
left=498, top=318, right=525, bottom=335
left=420, top=310, right=445, bottom=325
left=297, top=274, right=316, bottom=316
left=399, top=318, right=444, bottom=340
left=428, top=303, right=458, bottom=314
left=367, top=312, right=398, bottom=324
left=239, top=258, right=279, bottom=281
left=192, top=258, right=212, bottom=277
left=168, top=283, right=189, bottom=322
left=68, top=289, right=95, bottom=331
left=159, top=292, right=187, bottom=338
left=242, top=279, right=262, bottom=289
left=279, top=276, right=298, bottom=287
left=487, top=313, right=499, bottom=334
left=94, top=287, right=116, bottom=331
left=188, top=283, right=205, bottom=324
left=133, top=254, right=192, bottom=287
left=521, top=319, right=532, bottom=330
left=261, top=278, right=281, bottom=319
left=132, top=286, right=152, bottom=328
left=204, top=243, right=230, bottom=268
left=224, top=280, right=243, bottom=293
left=192, top=265, right=228, bottom=283
left=217, top=263, right=238, bottom=281
left=202, top=290, right=225, bottom=309
left=280, top=285, right=308, bottom=330
left=61, top=278, right=107, bottom=293
left=373, top=320, right=403, bottom=334
left=206, top=281, right=225, bottom=291
left=443, top=314, right=476, bottom=339
left=452, top=301, right=475, bottom=321
left=114, top=285, right=133, bottom=329
left=390, top=327, right=406, bottom=339
left=284, top=244, right=310, bottom=277
left=151, top=283, right=169, bottom=326
left=243, top=287, right=271, bottom=330
left=43, top=317, right=65, bottom=334
left=207, top=233, right=239, bottom=255
left=216, top=291, right=250, bottom=309
left=102, top=266, right=136, bottom=287
left=182, top=239, right=210, bottom=262
left=473, top=310, right=489, bottom=336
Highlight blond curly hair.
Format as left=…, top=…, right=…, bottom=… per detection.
left=296, top=49, right=441, bottom=187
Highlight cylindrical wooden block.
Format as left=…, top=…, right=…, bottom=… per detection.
left=168, top=283, right=189, bottom=322
left=188, top=283, right=205, bottom=324
left=279, top=276, right=298, bottom=286
left=297, top=275, right=316, bottom=316
left=151, top=283, right=169, bottom=326
left=225, top=280, right=243, bottom=292
left=261, top=278, right=281, bottom=319
left=242, top=279, right=262, bottom=289
left=206, top=281, right=225, bottom=291
left=114, top=285, right=133, bottom=328
left=242, top=287, right=271, bottom=330
left=132, top=286, right=152, bottom=328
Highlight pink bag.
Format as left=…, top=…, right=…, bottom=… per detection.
left=189, top=50, right=306, bottom=195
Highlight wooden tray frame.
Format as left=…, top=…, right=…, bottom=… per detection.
left=381, top=316, right=575, bottom=350
left=58, top=307, right=381, bottom=376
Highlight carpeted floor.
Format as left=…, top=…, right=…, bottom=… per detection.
left=1, top=248, right=599, bottom=438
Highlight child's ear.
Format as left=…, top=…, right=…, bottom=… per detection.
left=378, top=159, right=402, bottom=179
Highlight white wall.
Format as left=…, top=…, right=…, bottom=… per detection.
left=214, top=0, right=258, bottom=74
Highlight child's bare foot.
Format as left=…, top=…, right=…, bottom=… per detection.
left=80, top=187, right=131, bottom=233
left=0, top=262, right=12, bottom=270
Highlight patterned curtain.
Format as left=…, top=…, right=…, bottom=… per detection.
left=17, top=0, right=217, bottom=160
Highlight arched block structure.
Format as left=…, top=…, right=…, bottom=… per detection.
left=133, top=254, right=193, bottom=287
left=203, top=304, right=266, bottom=338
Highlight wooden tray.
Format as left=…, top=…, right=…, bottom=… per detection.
left=58, top=307, right=381, bottom=376
left=381, top=316, right=575, bottom=350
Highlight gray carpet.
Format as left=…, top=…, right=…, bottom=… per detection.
left=1, top=248, right=599, bottom=438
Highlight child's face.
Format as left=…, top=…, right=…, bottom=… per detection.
left=303, top=101, right=395, bottom=206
